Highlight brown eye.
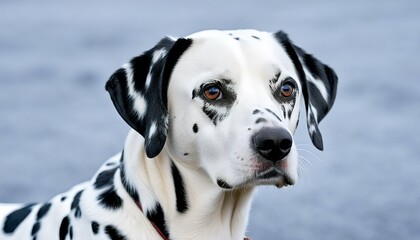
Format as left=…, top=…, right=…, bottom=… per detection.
left=204, top=85, right=223, bottom=100
left=280, top=82, right=295, bottom=97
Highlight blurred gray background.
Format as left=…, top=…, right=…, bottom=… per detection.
left=1, top=0, right=419, bottom=239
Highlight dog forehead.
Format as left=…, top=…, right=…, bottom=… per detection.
left=186, top=29, right=268, bottom=39
left=174, top=29, right=299, bottom=81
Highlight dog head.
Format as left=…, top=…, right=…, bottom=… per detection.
left=106, top=29, right=337, bottom=189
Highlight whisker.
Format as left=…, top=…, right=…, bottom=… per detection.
left=297, top=148, right=323, bottom=162
left=297, top=155, right=313, bottom=181
left=296, top=143, right=315, bottom=148
left=298, top=154, right=313, bottom=167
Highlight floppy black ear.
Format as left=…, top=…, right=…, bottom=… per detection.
left=274, top=31, right=338, bottom=150
left=105, top=37, right=192, bottom=158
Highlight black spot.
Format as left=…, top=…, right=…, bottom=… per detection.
left=31, top=222, right=40, bottom=235
left=31, top=203, right=52, bottom=238
left=146, top=203, right=169, bottom=239
left=105, top=225, right=127, bottom=240
left=269, top=72, right=282, bottom=93
left=59, top=216, right=70, bottom=240
left=234, top=37, right=240, bottom=41
left=94, top=167, right=118, bottom=189
left=36, top=203, right=51, bottom=220
left=97, top=187, right=123, bottom=210
left=255, top=118, right=267, bottom=124
left=281, top=105, right=286, bottom=119
left=287, top=109, right=293, bottom=119
left=61, top=196, right=66, bottom=202
left=272, top=71, right=281, bottom=84
left=265, top=108, right=282, bottom=122
left=3, top=203, right=35, bottom=234
left=91, top=221, right=99, bottom=235
left=248, top=128, right=251, bottom=131
left=202, top=104, right=219, bottom=125
left=201, top=102, right=234, bottom=126
left=120, top=158, right=140, bottom=203
left=192, top=89, right=197, bottom=99
left=252, top=35, right=260, bottom=40
left=217, top=179, right=233, bottom=189
left=253, top=109, right=261, bottom=114
left=183, top=153, right=189, bottom=156
left=71, top=190, right=83, bottom=218
left=106, top=162, right=116, bottom=166
left=94, top=164, right=123, bottom=210
left=193, top=124, right=199, bottom=133
left=171, top=161, right=188, bottom=213
left=69, top=226, right=73, bottom=239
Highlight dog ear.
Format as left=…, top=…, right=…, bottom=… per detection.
left=105, top=37, right=192, bottom=158
left=274, top=31, right=338, bottom=150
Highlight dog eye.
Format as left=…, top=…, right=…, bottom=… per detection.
left=204, top=85, right=223, bottom=100
left=280, top=82, right=295, bottom=98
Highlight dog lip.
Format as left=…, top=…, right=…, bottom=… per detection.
left=252, top=167, right=295, bottom=187
left=282, top=174, right=294, bottom=186
left=257, top=168, right=282, bottom=179
left=217, top=179, right=233, bottom=189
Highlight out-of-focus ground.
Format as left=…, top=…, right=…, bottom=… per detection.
left=1, top=1, right=419, bottom=239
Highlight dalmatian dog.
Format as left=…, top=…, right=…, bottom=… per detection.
left=0, top=29, right=337, bottom=240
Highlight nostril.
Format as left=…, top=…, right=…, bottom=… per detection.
left=279, top=138, right=292, bottom=151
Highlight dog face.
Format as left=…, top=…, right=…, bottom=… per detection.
left=106, top=29, right=337, bottom=189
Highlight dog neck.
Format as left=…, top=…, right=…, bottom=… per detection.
left=120, top=130, right=255, bottom=240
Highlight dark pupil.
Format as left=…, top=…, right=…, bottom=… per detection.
left=207, top=87, right=219, bottom=96
left=282, top=84, right=291, bottom=93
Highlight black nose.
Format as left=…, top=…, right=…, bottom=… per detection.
left=252, top=127, right=293, bottom=162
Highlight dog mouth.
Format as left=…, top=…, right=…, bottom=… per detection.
left=226, top=167, right=294, bottom=190
left=216, top=159, right=296, bottom=190
left=253, top=167, right=295, bottom=187
left=217, top=168, right=294, bottom=190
